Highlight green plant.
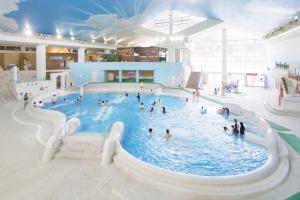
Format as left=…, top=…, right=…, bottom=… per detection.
left=103, top=54, right=120, bottom=62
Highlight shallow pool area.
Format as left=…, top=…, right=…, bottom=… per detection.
left=43, top=92, right=268, bottom=176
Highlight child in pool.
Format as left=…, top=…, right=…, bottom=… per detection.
left=164, top=129, right=172, bottom=140
left=139, top=103, right=144, bottom=109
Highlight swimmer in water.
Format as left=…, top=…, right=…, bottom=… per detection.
left=137, top=93, right=141, bottom=101
left=152, top=101, right=156, bottom=106
left=125, top=92, right=128, bottom=97
left=139, top=102, right=144, bottom=109
left=63, top=98, right=67, bottom=102
left=100, top=100, right=105, bottom=106
left=223, top=126, right=228, bottom=131
left=148, top=128, right=152, bottom=136
left=186, top=98, right=189, bottom=102
left=150, top=107, right=154, bottom=112
left=162, top=107, right=166, bottom=114
left=156, top=99, right=160, bottom=104
left=164, top=129, right=172, bottom=140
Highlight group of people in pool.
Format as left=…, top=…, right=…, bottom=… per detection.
left=98, top=99, right=109, bottom=106
left=148, top=128, right=172, bottom=140
left=218, top=107, right=230, bottom=118
left=224, top=118, right=245, bottom=135
left=136, top=93, right=167, bottom=114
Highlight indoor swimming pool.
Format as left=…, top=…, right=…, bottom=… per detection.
left=43, top=92, right=268, bottom=176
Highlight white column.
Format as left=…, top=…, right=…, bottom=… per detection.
left=36, top=44, right=47, bottom=80
left=118, top=70, right=122, bottom=82
left=222, top=29, right=227, bottom=83
left=80, top=86, right=84, bottom=95
left=167, top=47, right=176, bottom=62
left=78, top=48, right=86, bottom=63
left=12, top=65, right=18, bottom=83
left=61, top=75, right=65, bottom=90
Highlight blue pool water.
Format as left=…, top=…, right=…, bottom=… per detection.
left=43, top=92, right=268, bottom=176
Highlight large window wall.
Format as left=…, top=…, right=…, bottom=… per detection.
left=190, top=32, right=267, bottom=86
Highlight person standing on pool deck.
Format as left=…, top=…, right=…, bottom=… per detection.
left=23, top=93, right=29, bottom=109
left=137, top=93, right=140, bottom=101
left=240, top=122, right=245, bottom=135
left=51, top=94, right=56, bottom=105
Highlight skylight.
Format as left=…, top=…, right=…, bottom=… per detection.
left=142, top=10, right=207, bottom=34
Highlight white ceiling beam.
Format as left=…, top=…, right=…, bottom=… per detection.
left=0, top=32, right=116, bottom=50
left=176, top=19, right=223, bottom=37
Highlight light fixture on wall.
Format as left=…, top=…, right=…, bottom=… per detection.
left=56, top=28, right=62, bottom=39
left=23, top=23, right=32, bottom=36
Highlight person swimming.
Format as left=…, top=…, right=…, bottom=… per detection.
left=125, top=92, right=128, bottom=97
left=100, top=100, right=105, bottom=106
left=185, top=98, right=189, bottom=103
left=139, top=102, right=144, bottom=109
left=152, top=101, right=156, bottom=106
left=164, top=129, right=172, bottom=140
left=223, top=126, right=228, bottom=131
left=137, top=93, right=141, bottom=101
left=76, top=98, right=80, bottom=103
left=148, top=128, right=152, bottom=136
left=240, top=122, right=245, bottom=135
left=232, top=119, right=239, bottom=133
left=63, top=98, right=67, bottom=102
left=162, top=107, right=166, bottom=114
left=200, top=106, right=207, bottom=114
left=156, top=99, right=160, bottom=104
left=150, top=107, right=154, bottom=112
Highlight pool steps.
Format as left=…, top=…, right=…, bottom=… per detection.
left=55, top=135, right=104, bottom=161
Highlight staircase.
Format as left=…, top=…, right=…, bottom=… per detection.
left=54, top=135, right=105, bottom=160
left=186, top=72, right=201, bottom=89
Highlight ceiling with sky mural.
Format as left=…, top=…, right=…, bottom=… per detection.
left=0, top=0, right=299, bottom=43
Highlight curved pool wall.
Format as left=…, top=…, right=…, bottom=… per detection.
left=112, top=105, right=289, bottom=199
left=40, top=91, right=269, bottom=176
left=27, top=85, right=290, bottom=199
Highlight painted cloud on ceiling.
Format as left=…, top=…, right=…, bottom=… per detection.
left=0, top=0, right=299, bottom=39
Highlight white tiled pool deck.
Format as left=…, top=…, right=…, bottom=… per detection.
left=0, top=83, right=299, bottom=200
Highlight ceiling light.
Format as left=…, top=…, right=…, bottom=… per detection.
left=56, top=34, right=62, bottom=39
left=24, top=29, right=32, bottom=36
left=92, top=39, right=95, bottom=43
left=70, top=36, right=75, bottom=41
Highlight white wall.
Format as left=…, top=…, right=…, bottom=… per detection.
left=267, top=35, right=300, bottom=74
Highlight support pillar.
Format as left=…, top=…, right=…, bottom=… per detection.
left=136, top=70, right=140, bottom=83
left=36, top=44, right=47, bottom=80
left=118, top=70, right=122, bottom=82
left=78, top=48, right=86, bottom=63
left=12, top=65, right=18, bottom=83
left=61, top=75, right=66, bottom=90
left=222, top=29, right=227, bottom=83
left=167, top=47, right=176, bottom=62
